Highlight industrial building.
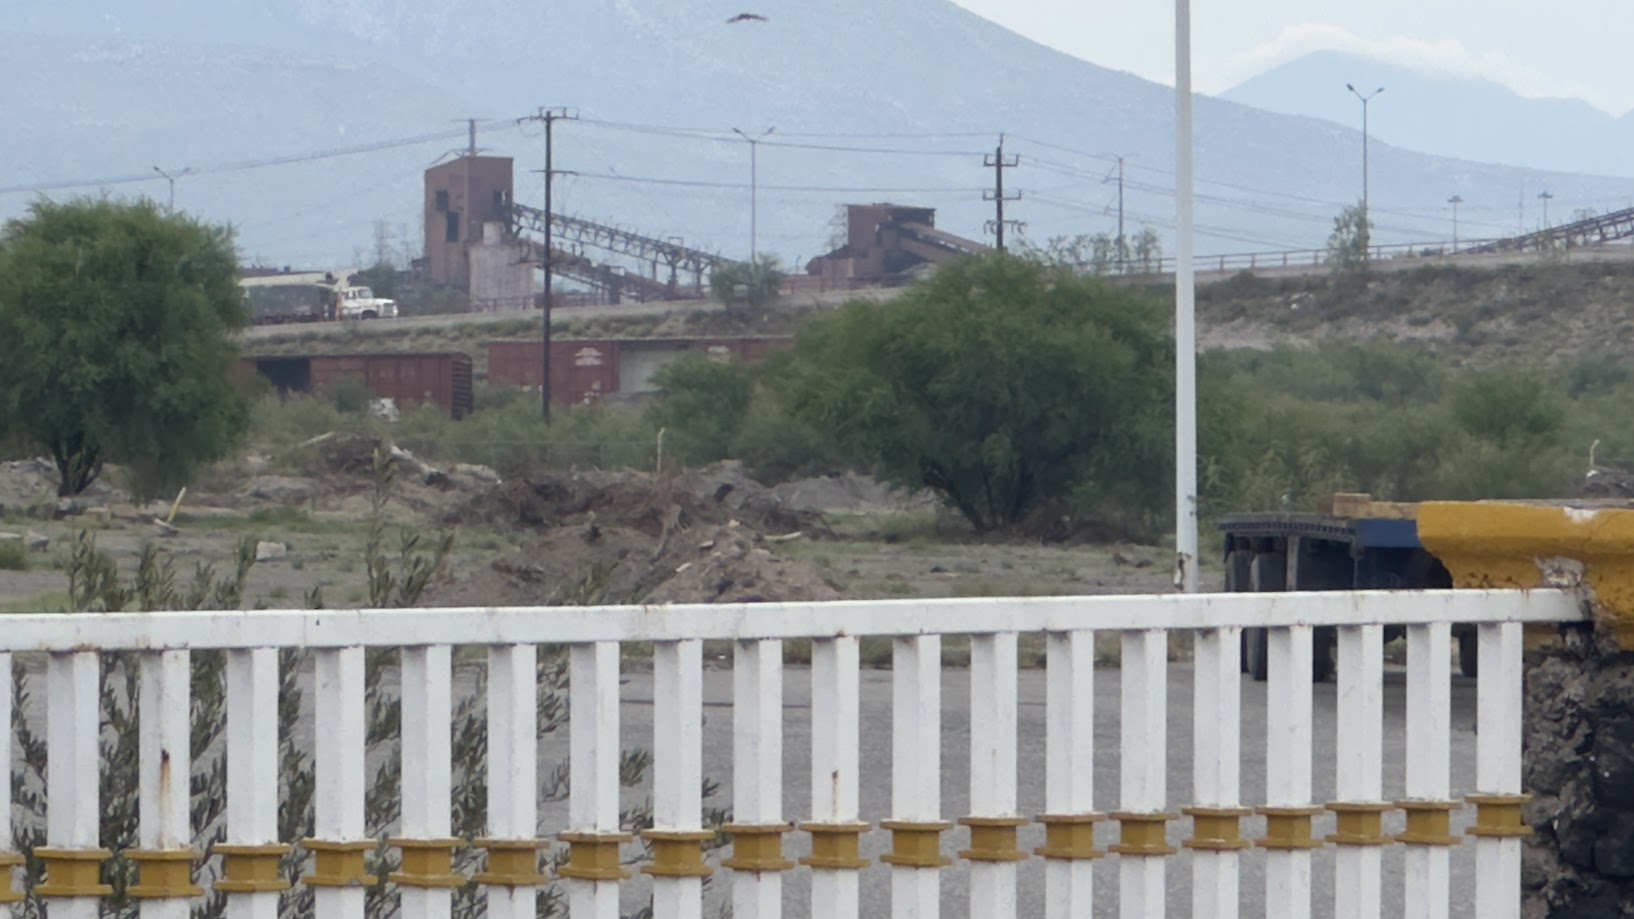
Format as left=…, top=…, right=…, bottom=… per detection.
left=804, top=204, right=990, bottom=286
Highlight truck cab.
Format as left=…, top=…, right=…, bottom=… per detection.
left=1219, top=493, right=1477, bottom=682
left=332, top=285, right=398, bottom=320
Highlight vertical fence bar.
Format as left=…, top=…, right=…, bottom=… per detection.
left=38, top=652, right=107, bottom=919
left=1261, top=626, right=1317, bottom=919
left=562, top=642, right=627, bottom=919
left=804, top=636, right=864, bottom=919
left=394, top=646, right=457, bottom=919
left=1113, top=629, right=1172, bottom=919
left=309, top=647, right=367, bottom=919
left=1400, top=624, right=1454, bottom=919
left=133, top=650, right=200, bottom=918
left=0, top=654, right=17, bottom=912
left=1039, top=631, right=1099, bottom=919
left=1330, top=625, right=1387, bottom=919
left=1187, top=626, right=1245, bottom=919
left=220, top=649, right=287, bottom=919
left=963, top=633, right=1022, bottom=918
left=1470, top=622, right=1526, bottom=919
left=480, top=644, right=543, bottom=919
left=725, top=639, right=790, bottom=919
left=882, top=636, right=945, bottom=919
left=646, top=641, right=708, bottom=919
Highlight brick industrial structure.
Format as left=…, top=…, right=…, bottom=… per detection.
left=424, top=156, right=515, bottom=290
left=805, top=204, right=989, bottom=286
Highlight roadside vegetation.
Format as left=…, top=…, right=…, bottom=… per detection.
left=236, top=253, right=1621, bottom=548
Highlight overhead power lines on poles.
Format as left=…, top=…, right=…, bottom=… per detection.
left=983, top=135, right=1022, bottom=251
left=520, top=106, right=578, bottom=423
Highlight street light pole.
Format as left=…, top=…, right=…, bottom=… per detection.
left=1538, top=190, right=1554, bottom=228
left=731, top=127, right=774, bottom=263
left=1175, top=0, right=1198, bottom=593
left=1448, top=194, right=1463, bottom=252
left=152, top=166, right=192, bottom=212
left=1345, top=83, right=1384, bottom=250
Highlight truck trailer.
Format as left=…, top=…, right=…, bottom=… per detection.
left=1218, top=493, right=1477, bottom=682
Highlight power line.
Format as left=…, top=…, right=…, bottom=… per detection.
left=576, top=117, right=987, bottom=155
left=572, top=171, right=984, bottom=194
left=0, top=121, right=521, bottom=197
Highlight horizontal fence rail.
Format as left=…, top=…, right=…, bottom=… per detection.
left=0, top=589, right=1584, bottom=919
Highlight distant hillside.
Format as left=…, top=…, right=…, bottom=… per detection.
left=1223, top=50, right=1634, bottom=181
left=1194, top=259, right=1634, bottom=369
left=8, top=3, right=1634, bottom=269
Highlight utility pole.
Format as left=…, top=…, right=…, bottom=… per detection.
left=983, top=136, right=1022, bottom=251
left=1448, top=194, right=1463, bottom=251
left=1104, top=154, right=1131, bottom=270
left=520, top=107, right=578, bottom=422
left=1538, top=190, right=1554, bottom=228
left=731, top=127, right=775, bottom=263
left=467, top=118, right=478, bottom=157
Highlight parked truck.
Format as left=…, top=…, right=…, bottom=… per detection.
left=1218, top=492, right=1478, bottom=682
left=240, top=270, right=398, bottom=324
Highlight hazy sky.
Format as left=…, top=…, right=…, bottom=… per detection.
left=947, top=1, right=1634, bottom=116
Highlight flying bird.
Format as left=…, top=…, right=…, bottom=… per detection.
left=727, top=12, right=768, bottom=22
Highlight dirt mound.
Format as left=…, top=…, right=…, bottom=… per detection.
left=644, top=524, right=840, bottom=604
left=447, top=461, right=821, bottom=538
left=421, top=519, right=837, bottom=608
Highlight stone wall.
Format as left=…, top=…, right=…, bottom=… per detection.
left=1523, top=622, right=1634, bottom=917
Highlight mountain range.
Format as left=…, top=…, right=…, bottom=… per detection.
left=5, top=1, right=1633, bottom=270
left=1222, top=49, right=1634, bottom=182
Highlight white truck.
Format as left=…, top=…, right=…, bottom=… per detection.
left=240, top=270, right=399, bottom=324
left=331, top=283, right=399, bottom=320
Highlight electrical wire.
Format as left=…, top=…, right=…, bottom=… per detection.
left=0, top=120, right=520, bottom=197
left=571, top=171, right=985, bottom=194
left=577, top=117, right=987, bottom=156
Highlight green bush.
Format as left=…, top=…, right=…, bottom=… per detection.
left=331, top=374, right=374, bottom=414
left=0, top=541, right=26, bottom=571
left=646, top=356, right=753, bottom=467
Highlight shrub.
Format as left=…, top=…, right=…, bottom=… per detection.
left=0, top=541, right=26, bottom=571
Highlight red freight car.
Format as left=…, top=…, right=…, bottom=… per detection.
left=245, top=352, right=473, bottom=419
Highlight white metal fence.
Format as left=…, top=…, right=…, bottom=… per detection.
left=0, top=589, right=1584, bottom=918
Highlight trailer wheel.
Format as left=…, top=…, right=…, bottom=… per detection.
left=1245, top=627, right=1269, bottom=681
left=1312, top=627, right=1336, bottom=683
left=1225, top=549, right=1252, bottom=674
left=1458, top=628, right=1479, bottom=678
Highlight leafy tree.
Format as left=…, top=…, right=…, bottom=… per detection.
left=1132, top=227, right=1164, bottom=273
left=709, top=254, right=784, bottom=312
left=1021, top=227, right=1163, bottom=276
left=1327, top=201, right=1372, bottom=272
left=1447, top=370, right=1565, bottom=449
left=646, top=354, right=754, bottom=466
left=777, top=254, right=1172, bottom=532
left=0, top=198, right=251, bottom=499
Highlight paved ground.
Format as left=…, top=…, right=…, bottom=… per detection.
left=597, top=662, right=1484, bottom=918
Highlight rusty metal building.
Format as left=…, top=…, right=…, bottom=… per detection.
left=805, top=204, right=990, bottom=285
left=424, top=157, right=515, bottom=289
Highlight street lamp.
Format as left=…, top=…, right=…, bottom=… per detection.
left=1175, top=0, right=1198, bottom=592
left=1345, top=83, right=1384, bottom=248
left=152, top=166, right=192, bottom=212
left=731, top=127, right=774, bottom=263
left=1448, top=194, right=1463, bottom=252
left=1538, top=190, right=1554, bottom=228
